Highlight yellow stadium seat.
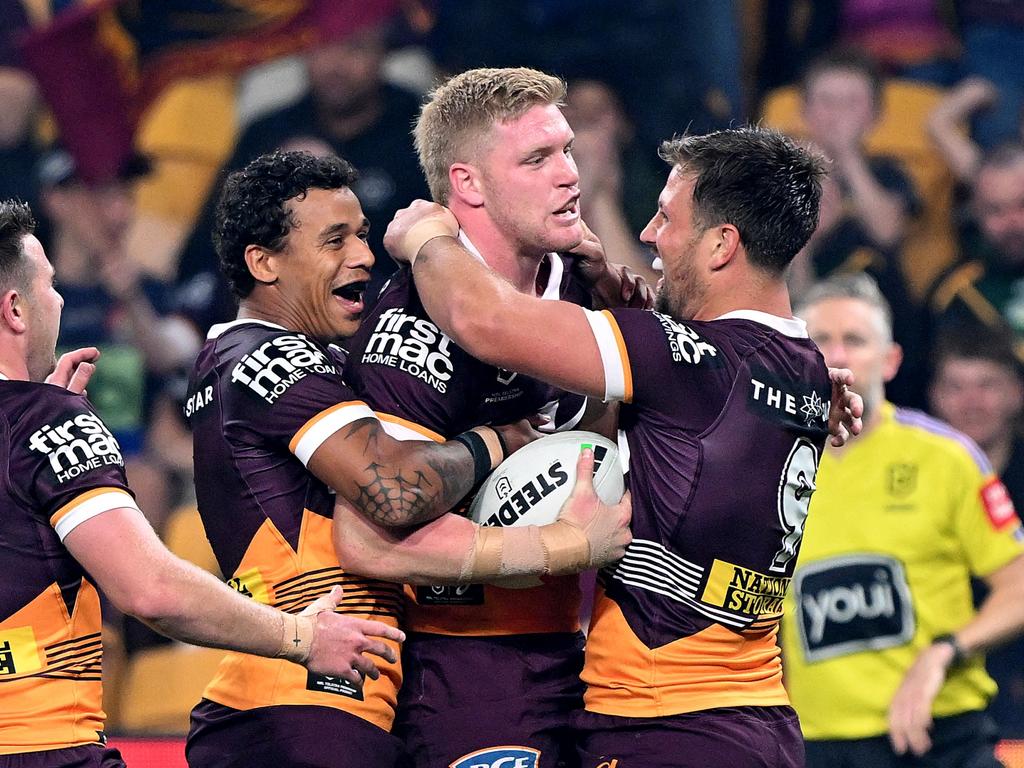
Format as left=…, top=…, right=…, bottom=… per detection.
left=117, top=644, right=225, bottom=734
left=162, top=505, right=221, bottom=578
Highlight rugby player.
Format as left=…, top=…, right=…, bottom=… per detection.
left=0, top=198, right=404, bottom=768
left=785, top=274, right=1024, bottom=768
left=183, top=151, right=630, bottom=768
left=385, top=126, right=864, bottom=767
left=338, top=67, right=650, bottom=767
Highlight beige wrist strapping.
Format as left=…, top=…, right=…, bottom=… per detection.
left=402, top=220, right=458, bottom=266
left=276, top=613, right=315, bottom=664
left=458, top=519, right=593, bottom=583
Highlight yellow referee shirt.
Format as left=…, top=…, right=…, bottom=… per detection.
left=782, top=402, right=1024, bottom=740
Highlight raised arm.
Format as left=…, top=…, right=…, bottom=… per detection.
left=385, top=201, right=608, bottom=399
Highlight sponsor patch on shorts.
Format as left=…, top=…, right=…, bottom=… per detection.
left=306, top=671, right=364, bottom=700
left=450, top=746, right=540, bottom=768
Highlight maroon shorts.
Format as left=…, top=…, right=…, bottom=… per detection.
left=575, top=706, right=805, bottom=768
left=186, top=699, right=404, bottom=768
left=394, top=631, right=585, bottom=768
left=0, top=745, right=125, bottom=768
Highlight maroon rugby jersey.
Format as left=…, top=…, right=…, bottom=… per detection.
left=344, top=252, right=589, bottom=636
left=580, top=308, right=831, bottom=717
left=0, top=379, right=138, bottom=753
left=185, top=319, right=402, bottom=731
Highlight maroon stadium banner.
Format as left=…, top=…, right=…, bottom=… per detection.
left=18, top=0, right=399, bottom=183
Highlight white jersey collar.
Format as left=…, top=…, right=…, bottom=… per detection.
left=714, top=309, right=808, bottom=338
left=458, top=231, right=563, bottom=301
left=207, top=318, right=288, bottom=340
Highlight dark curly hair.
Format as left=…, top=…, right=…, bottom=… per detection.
left=658, top=126, right=826, bottom=275
left=213, top=151, right=359, bottom=298
left=0, top=199, right=36, bottom=293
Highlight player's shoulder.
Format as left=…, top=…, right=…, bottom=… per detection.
left=0, top=380, right=95, bottom=431
left=201, top=319, right=343, bottom=402
left=889, top=406, right=992, bottom=475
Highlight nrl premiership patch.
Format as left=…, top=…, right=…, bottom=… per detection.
left=306, top=671, right=364, bottom=700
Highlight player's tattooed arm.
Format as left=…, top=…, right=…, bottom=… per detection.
left=341, top=418, right=474, bottom=527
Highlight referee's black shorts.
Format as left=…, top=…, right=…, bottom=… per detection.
left=805, top=710, right=1003, bottom=768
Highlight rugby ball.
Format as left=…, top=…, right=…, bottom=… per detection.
left=467, top=431, right=625, bottom=528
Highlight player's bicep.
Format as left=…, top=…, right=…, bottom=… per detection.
left=64, top=506, right=172, bottom=614
left=307, top=416, right=473, bottom=528
left=454, top=293, right=606, bottom=399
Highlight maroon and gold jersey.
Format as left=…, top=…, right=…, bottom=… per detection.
left=580, top=309, right=831, bottom=717
left=186, top=320, right=402, bottom=731
left=0, top=379, right=139, bottom=754
left=344, top=252, right=589, bottom=636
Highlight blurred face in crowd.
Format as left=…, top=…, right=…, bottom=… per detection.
left=0, top=67, right=38, bottom=148
left=802, top=68, right=877, bottom=147
left=263, top=186, right=373, bottom=342
left=931, top=357, right=1023, bottom=452
left=45, top=180, right=135, bottom=258
left=472, top=103, right=582, bottom=257
left=641, top=167, right=708, bottom=319
left=802, top=296, right=901, bottom=422
left=307, top=27, right=386, bottom=116
left=973, top=158, right=1024, bottom=265
left=19, top=234, right=63, bottom=381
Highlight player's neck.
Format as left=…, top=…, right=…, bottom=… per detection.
left=0, top=346, right=30, bottom=382
left=692, top=276, right=793, bottom=321
left=458, top=217, right=545, bottom=295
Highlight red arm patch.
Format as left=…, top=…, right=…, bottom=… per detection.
left=981, top=477, right=1020, bottom=530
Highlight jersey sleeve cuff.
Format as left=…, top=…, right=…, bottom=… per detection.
left=50, top=488, right=140, bottom=541
left=289, top=401, right=377, bottom=465
left=583, top=309, right=632, bottom=402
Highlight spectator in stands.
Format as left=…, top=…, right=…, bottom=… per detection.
left=931, top=324, right=1024, bottom=738
left=794, top=49, right=924, bottom=405
left=177, top=23, right=428, bottom=300
left=784, top=273, right=1024, bottom=767
left=958, top=3, right=1024, bottom=151
left=801, top=50, right=919, bottom=252
left=928, top=143, right=1024, bottom=340
left=0, top=39, right=44, bottom=233
left=562, top=77, right=661, bottom=283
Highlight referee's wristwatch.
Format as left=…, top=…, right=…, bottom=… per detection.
left=932, top=633, right=967, bottom=667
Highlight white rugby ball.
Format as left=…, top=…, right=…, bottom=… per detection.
left=467, top=431, right=625, bottom=528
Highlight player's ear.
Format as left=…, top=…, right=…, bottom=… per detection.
left=244, top=244, right=279, bottom=287
left=0, top=289, right=27, bottom=333
left=708, top=224, right=740, bottom=271
left=449, top=164, right=485, bottom=208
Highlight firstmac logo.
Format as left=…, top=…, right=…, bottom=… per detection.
left=28, top=413, right=123, bottom=483
left=231, top=335, right=337, bottom=404
left=450, top=747, right=540, bottom=768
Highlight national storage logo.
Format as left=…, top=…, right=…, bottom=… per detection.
left=231, top=335, right=338, bottom=404
left=28, top=413, right=124, bottom=483
left=701, top=559, right=790, bottom=618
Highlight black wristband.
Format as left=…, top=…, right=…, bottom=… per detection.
left=453, top=431, right=492, bottom=487
left=932, top=634, right=966, bottom=666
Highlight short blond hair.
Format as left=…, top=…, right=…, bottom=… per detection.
left=415, top=67, right=566, bottom=204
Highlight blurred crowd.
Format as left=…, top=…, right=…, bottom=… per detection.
left=2, top=0, right=1024, bottom=743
